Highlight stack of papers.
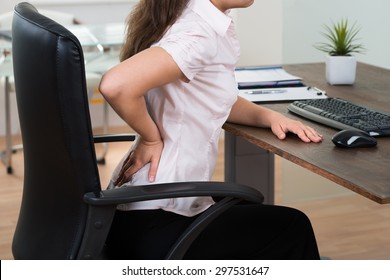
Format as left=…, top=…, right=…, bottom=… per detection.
left=235, top=66, right=303, bottom=89
left=235, top=66, right=327, bottom=102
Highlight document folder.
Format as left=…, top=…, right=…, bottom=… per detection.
left=235, top=66, right=303, bottom=89
left=235, top=66, right=327, bottom=102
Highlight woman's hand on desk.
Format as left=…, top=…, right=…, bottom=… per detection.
left=228, top=96, right=323, bottom=143
left=270, top=114, right=323, bottom=143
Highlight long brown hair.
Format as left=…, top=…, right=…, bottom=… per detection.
left=120, top=0, right=189, bottom=61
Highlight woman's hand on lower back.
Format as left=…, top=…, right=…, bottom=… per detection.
left=114, top=137, right=164, bottom=186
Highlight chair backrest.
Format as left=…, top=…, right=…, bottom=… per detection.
left=11, top=2, right=102, bottom=259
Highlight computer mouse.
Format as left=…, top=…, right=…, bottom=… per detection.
left=332, top=129, right=377, bottom=148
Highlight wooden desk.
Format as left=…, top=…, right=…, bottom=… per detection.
left=224, top=63, right=390, bottom=204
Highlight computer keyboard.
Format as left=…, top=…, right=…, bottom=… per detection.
left=287, top=97, right=390, bottom=136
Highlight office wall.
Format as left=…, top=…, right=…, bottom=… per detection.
left=28, top=0, right=135, bottom=24
left=235, top=0, right=283, bottom=66
left=1, top=1, right=135, bottom=24
left=282, top=0, right=390, bottom=69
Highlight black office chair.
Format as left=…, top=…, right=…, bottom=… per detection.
left=11, top=2, right=264, bottom=260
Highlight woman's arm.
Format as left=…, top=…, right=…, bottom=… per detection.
left=99, top=47, right=185, bottom=183
left=99, top=47, right=184, bottom=143
left=228, top=96, right=323, bottom=142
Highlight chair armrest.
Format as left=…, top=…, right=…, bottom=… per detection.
left=93, top=133, right=136, bottom=143
left=81, top=181, right=264, bottom=260
left=84, top=181, right=264, bottom=206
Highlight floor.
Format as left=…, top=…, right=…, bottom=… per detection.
left=1, top=127, right=390, bottom=260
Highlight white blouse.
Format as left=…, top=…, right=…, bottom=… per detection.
left=109, top=0, right=241, bottom=217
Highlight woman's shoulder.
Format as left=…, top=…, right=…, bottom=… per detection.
left=170, top=10, right=217, bottom=39
left=158, top=13, right=218, bottom=56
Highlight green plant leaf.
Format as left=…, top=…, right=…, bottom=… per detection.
left=314, top=18, right=366, bottom=56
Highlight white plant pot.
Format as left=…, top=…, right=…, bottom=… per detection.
left=325, top=55, right=357, bottom=85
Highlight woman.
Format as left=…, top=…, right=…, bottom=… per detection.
left=99, top=0, right=322, bottom=259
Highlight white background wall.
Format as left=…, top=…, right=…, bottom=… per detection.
left=235, top=0, right=283, bottom=66
left=282, top=0, right=390, bottom=69
left=13, top=0, right=135, bottom=24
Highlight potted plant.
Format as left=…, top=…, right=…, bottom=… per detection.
left=314, top=18, right=365, bottom=85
